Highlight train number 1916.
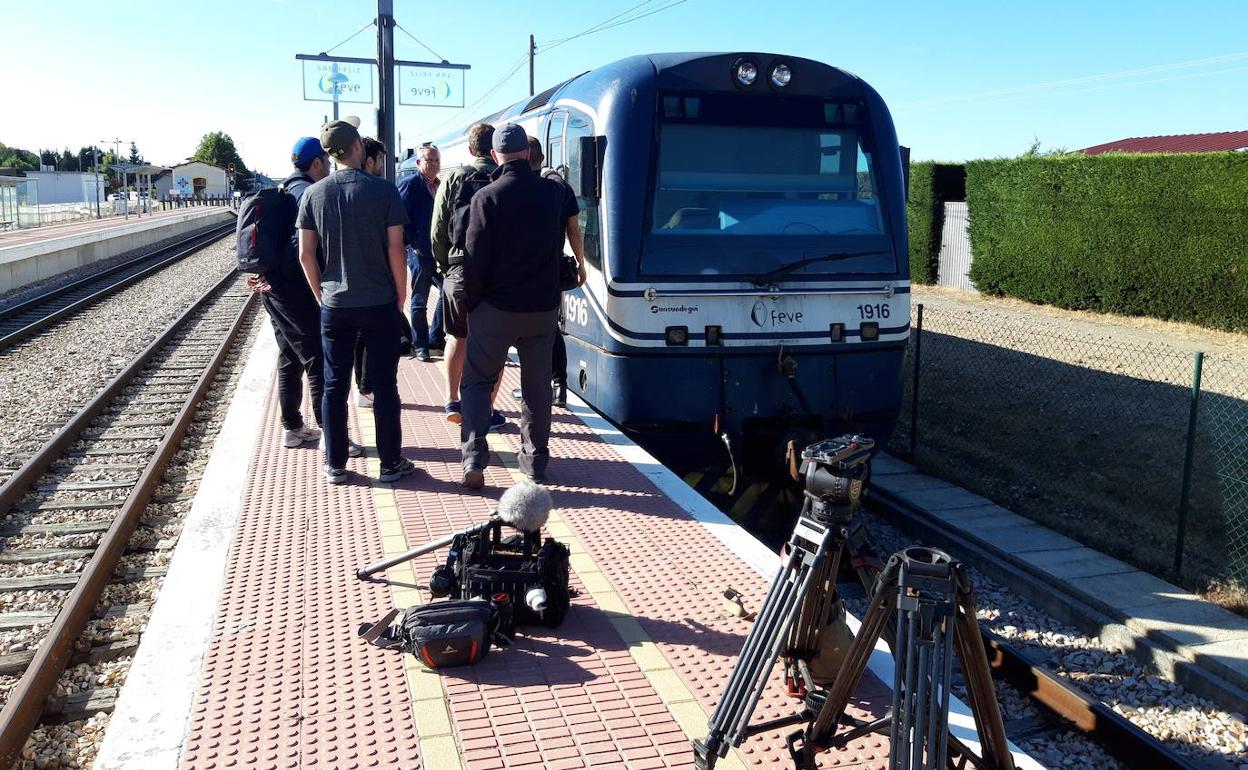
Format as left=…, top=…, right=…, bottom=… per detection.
left=856, top=303, right=890, bottom=320
left=564, top=294, right=589, bottom=327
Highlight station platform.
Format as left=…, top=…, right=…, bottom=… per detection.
left=0, top=207, right=232, bottom=295
left=94, top=327, right=1042, bottom=770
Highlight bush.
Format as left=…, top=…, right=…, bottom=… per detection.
left=966, top=153, right=1248, bottom=331
left=906, top=162, right=966, bottom=285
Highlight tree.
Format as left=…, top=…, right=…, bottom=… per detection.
left=191, top=131, right=249, bottom=175
left=0, top=142, right=39, bottom=170
left=56, top=147, right=79, bottom=172
left=128, top=142, right=143, bottom=164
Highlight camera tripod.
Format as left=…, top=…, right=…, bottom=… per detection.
left=694, top=436, right=1015, bottom=770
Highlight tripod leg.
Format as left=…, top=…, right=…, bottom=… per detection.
left=951, top=563, right=1016, bottom=770
left=803, top=555, right=900, bottom=758
left=698, top=516, right=836, bottom=768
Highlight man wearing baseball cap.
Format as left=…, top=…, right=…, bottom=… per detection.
left=246, top=137, right=333, bottom=451
left=296, top=117, right=416, bottom=485
left=458, top=123, right=574, bottom=487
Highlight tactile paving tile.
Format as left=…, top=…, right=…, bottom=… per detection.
left=396, top=360, right=697, bottom=770
left=397, top=358, right=894, bottom=769
left=179, top=385, right=420, bottom=770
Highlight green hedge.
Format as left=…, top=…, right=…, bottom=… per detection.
left=966, top=153, right=1248, bottom=331
left=906, top=162, right=966, bottom=285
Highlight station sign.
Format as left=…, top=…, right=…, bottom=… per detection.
left=397, top=63, right=465, bottom=108
left=301, top=59, right=374, bottom=104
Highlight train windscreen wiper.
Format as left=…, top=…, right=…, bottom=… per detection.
left=750, top=250, right=891, bottom=287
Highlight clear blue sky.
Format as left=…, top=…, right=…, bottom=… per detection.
left=8, top=0, right=1248, bottom=177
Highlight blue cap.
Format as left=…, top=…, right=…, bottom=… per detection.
left=492, top=123, right=528, bottom=154
left=291, top=137, right=324, bottom=167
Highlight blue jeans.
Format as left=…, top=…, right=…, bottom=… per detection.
left=408, top=248, right=444, bottom=350
left=321, top=303, right=403, bottom=468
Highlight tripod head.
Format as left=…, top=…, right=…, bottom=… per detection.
left=799, top=435, right=873, bottom=525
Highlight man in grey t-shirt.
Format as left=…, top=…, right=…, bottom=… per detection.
left=297, top=116, right=414, bottom=485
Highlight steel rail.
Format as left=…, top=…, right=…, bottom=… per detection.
left=867, top=486, right=1197, bottom=770
left=0, top=269, right=245, bottom=515
left=0, top=222, right=234, bottom=349
left=0, top=269, right=255, bottom=766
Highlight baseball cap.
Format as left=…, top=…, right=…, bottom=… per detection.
left=492, top=123, right=528, bottom=154
left=291, top=137, right=324, bottom=167
left=320, top=116, right=362, bottom=159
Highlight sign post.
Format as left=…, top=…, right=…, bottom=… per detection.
left=296, top=8, right=470, bottom=181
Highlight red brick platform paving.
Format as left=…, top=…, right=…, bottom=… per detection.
left=179, top=353, right=893, bottom=769
left=394, top=359, right=892, bottom=770
left=179, top=404, right=420, bottom=770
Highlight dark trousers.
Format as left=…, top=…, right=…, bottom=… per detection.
left=261, top=271, right=323, bottom=430
left=552, top=329, right=567, bottom=385
left=321, top=303, right=403, bottom=468
left=461, top=302, right=557, bottom=477
left=408, top=248, right=444, bottom=350
left=354, top=333, right=370, bottom=394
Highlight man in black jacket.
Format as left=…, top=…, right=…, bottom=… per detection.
left=247, top=137, right=331, bottom=449
left=459, top=124, right=575, bottom=487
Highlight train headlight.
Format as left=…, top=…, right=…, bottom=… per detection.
left=860, top=323, right=879, bottom=341
left=734, top=59, right=758, bottom=87
left=665, top=326, right=689, bottom=346
left=829, top=323, right=845, bottom=343
left=705, top=325, right=723, bottom=346
left=770, top=63, right=792, bottom=88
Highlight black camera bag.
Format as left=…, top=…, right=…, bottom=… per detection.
left=359, top=599, right=505, bottom=669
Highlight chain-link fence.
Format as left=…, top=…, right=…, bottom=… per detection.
left=889, top=302, right=1248, bottom=598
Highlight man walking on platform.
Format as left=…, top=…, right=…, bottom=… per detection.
left=297, top=117, right=416, bottom=485
left=430, top=123, right=506, bottom=430
left=459, top=124, right=570, bottom=487
left=398, top=142, right=444, bottom=361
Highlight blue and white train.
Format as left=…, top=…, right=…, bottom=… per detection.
left=403, top=52, right=910, bottom=475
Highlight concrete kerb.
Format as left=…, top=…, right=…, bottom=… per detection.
left=92, top=320, right=275, bottom=770
left=869, top=478, right=1248, bottom=716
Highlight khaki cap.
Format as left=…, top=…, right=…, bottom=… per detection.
left=320, top=115, right=362, bottom=159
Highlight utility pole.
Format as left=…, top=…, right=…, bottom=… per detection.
left=376, top=0, right=397, bottom=182
left=92, top=147, right=101, bottom=219
left=529, top=35, right=536, bottom=96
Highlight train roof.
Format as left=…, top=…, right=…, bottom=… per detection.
left=412, top=52, right=878, bottom=160
left=462, top=53, right=866, bottom=126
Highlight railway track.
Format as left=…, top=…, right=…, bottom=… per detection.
left=0, top=268, right=255, bottom=766
left=0, top=222, right=234, bottom=350
left=683, top=467, right=1199, bottom=770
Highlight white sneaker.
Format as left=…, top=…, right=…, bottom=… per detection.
left=355, top=391, right=374, bottom=407
left=317, top=435, right=365, bottom=457
left=283, top=425, right=322, bottom=448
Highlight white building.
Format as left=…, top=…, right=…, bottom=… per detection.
left=154, top=161, right=230, bottom=199
left=20, top=171, right=107, bottom=206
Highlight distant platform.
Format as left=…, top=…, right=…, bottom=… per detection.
left=0, top=208, right=233, bottom=295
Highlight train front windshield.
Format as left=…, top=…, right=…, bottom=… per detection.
left=642, top=97, right=897, bottom=277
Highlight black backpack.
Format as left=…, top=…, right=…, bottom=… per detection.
left=235, top=178, right=306, bottom=273
left=448, top=168, right=494, bottom=253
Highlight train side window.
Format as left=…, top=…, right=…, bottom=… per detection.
left=565, top=111, right=602, bottom=271
left=547, top=111, right=567, bottom=171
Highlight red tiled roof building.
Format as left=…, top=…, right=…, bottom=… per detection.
left=1080, top=130, right=1248, bottom=155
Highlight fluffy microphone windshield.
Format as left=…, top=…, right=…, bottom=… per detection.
left=497, top=481, right=552, bottom=533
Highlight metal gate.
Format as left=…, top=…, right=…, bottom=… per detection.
left=936, top=202, right=973, bottom=291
